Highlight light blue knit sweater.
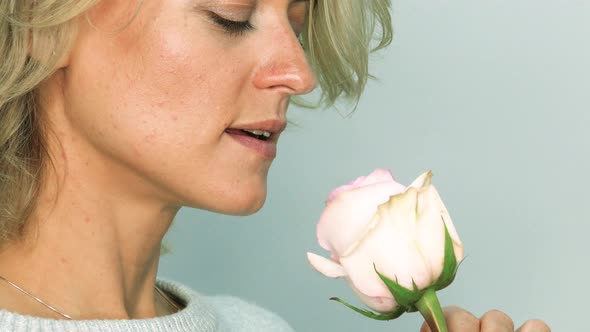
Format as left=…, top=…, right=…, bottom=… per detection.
left=0, top=279, right=295, bottom=332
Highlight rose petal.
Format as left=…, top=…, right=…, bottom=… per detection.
left=415, top=185, right=447, bottom=280
left=327, top=169, right=397, bottom=202
left=409, top=170, right=433, bottom=190
left=317, top=181, right=407, bottom=253
left=306, top=252, right=347, bottom=278
left=345, top=277, right=398, bottom=313
left=337, top=245, right=391, bottom=300
left=350, top=169, right=397, bottom=187
left=417, top=185, right=464, bottom=264
left=363, top=189, right=433, bottom=290
left=336, top=191, right=432, bottom=302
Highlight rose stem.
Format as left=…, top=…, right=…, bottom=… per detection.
left=414, top=288, right=449, bottom=332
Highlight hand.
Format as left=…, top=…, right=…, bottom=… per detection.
left=419, top=306, right=550, bottom=332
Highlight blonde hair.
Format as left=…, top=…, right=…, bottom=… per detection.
left=299, top=0, right=392, bottom=108
left=0, top=0, right=392, bottom=245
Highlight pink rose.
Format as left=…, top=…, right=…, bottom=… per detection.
left=307, top=169, right=463, bottom=313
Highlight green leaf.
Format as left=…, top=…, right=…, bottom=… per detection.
left=374, top=265, right=425, bottom=307
left=329, top=297, right=406, bottom=321
left=433, top=217, right=458, bottom=291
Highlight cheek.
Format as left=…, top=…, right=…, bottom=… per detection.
left=63, top=8, right=268, bottom=213
left=64, top=19, right=214, bottom=166
left=74, top=0, right=254, bottom=147
left=143, top=31, right=207, bottom=108
left=129, top=23, right=240, bottom=140
left=103, top=30, right=218, bottom=141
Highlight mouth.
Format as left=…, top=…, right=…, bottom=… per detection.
left=224, top=119, right=287, bottom=143
left=224, top=128, right=273, bottom=142
left=224, top=120, right=286, bottom=159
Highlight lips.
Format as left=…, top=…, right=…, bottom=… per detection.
left=225, top=119, right=286, bottom=142
left=225, top=128, right=271, bottom=141
left=224, top=119, right=286, bottom=159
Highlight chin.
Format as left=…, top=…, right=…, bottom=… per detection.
left=226, top=190, right=267, bottom=216
left=228, top=200, right=266, bottom=216
left=212, top=197, right=266, bottom=216
left=185, top=188, right=268, bottom=216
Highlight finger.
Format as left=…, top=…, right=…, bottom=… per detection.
left=480, top=310, right=514, bottom=332
left=419, top=321, right=431, bottom=332
left=419, top=306, right=478, bottom=332
left=515, top=319, right=551, bottom=332
left=445, top=306, right=479, bottom=332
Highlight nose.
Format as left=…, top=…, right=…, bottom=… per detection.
left=252, top=23, right=317, bottom=96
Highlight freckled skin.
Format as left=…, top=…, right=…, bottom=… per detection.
left=0, top=1, right=313, bottom=312
left=58, top=0, right=315, bottom=215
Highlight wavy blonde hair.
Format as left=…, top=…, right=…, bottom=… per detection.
left=0, top=0, right=392, bottom=245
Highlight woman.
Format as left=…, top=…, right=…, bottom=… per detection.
left=0, top=0, right=549, bottom=331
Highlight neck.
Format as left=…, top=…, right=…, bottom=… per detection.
left=0, top=172, right=180, bottom=319
left=0, top=79, right=182, bottom=319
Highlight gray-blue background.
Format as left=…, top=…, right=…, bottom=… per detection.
left=161, top=1, right=588, bottom=330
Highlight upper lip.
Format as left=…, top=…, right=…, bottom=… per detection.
left=229, top=119, right=287, bottom=136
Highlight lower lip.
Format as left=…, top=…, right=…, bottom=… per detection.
left=226, top=132, right=277, bottom=159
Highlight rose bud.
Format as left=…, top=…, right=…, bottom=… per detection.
left=307, top=169, right=463, bottom=331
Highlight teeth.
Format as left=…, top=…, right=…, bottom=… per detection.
left=243, top=129, right=271, bottom=138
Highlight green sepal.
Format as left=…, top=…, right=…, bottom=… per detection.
left=374, top=265, right=425, bottom=307
left=432, top=218, right=459, bottom=291
left=329, top=297, right=406, bottom=321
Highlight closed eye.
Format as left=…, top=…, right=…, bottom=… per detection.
left=207, top=12, right=254, bottom=37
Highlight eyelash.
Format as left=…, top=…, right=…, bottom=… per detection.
left=208, top=12, right=254, bottom=37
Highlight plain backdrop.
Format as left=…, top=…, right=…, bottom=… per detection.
left=160, top=0, right=589, bottom=331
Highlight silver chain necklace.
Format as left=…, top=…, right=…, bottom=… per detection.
left=0, top=275, right=181, bottom=320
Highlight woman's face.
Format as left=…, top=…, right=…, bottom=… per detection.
left=60, top=0, right=315, bottom=214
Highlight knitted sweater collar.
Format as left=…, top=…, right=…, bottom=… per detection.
left=0, top=278, right=218, bottom=332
